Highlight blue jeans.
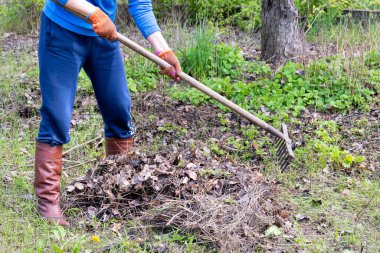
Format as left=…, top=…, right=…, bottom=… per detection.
left=37, top=13, right=135, bottom=146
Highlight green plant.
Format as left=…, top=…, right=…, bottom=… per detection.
left=210, top=43, right=245, bottom=78
left=180, top=25, right=216, bottom=80
left=180, top=25, right=245, bottom=80
left=295, top=120, right=366, bottom=171
left=295, top=0, right=351, bottom=30
left=209, top=142, right=224, bottom=155
left=200, top=168, right=231, bottom=178
left=273, top=59, right=374, bottom=113
left=365, top=50, right=380, bottom=69
left=231, top=1, right=261, bottom=31
left=124, top=53, right=161, bottom=93
left=350, top=0, right=380, bottom=10
left=171, top=52, right=377, bottom=118
left=363, top=69, right=380, bottom=94
left=157, top=122, right=188, bottom=137
left=244, top=60, right=273, bottom=78
left=0, top=0, right=44, bottom=33
left=152, top=0, right=261, bottom=30
left=187, top=0, right=261, bottom=30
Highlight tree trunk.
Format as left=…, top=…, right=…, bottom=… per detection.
left=261, top=0, right=306, bottom=65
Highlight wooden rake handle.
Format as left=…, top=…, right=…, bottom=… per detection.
left=117, top=33, right=287, bottom=140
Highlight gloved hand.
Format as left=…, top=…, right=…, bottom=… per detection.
left=157, top=50, right=182, bottom=82
left=88, top=8, right=117, bottom=41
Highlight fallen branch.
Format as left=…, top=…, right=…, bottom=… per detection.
left=63, top=135, right=103, bottom=155
left=65, top=159, right=97, bottom=170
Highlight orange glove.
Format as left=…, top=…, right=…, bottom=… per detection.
left=88, top=8, right=117, bottom=41
left=157, top=50, right=182, bottom=82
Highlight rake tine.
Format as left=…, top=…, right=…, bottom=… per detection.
left=279, top=159, right=287, bottom=171
left=277, top=144, right=287, bottom=157
left=276, top=124, right=295, bottom=171
left=278, top=150, right=287, bottom=165
left=275, top=138, right=284, bottom=148
left=276, top=139, right=285, bottom=150
left=275, top=139, right=285, bottom=148
left=278, top=151, right=286, bottom=163
left=278, top=144, right=288, bottom=159
left=280, top=159, right=291, bottom=172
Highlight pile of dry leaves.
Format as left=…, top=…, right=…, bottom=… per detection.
left=64, top=148, right=291, bottom=251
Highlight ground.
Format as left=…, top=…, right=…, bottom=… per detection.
left=0, top=21, right=379, bottom=253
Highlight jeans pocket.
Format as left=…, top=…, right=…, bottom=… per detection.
left=43, top=15, right=54, bottom=47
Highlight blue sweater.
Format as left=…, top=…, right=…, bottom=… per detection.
left=43, top=0, right=160, bottom=38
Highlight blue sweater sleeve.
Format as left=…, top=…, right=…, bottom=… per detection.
left=128, top=0, right=161, bottom=39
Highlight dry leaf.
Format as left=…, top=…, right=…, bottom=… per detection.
left=185, top=170, right=198, bottom=180
left=74, top=182, right=84, bottom=191
left=111, top=223, right=122, bottom=233
left=67, top=185, right=75, bottom=193
left=341, top=189, right=350, bottom=196
left=181, top=177, right=189, bottom=184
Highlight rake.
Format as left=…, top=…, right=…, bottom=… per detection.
left=52, top=1, right=295, bottom=171
left=118, top=34, right=295, bottom=171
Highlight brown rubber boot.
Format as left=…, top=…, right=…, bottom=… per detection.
left=34, top=141, right=70, bottom=227
left=105, top=137, right=134, bottom=156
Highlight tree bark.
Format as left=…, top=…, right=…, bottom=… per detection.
left=261, top=0, right=306, bottom=65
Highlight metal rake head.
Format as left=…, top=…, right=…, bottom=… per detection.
left=275, top=124, right=295, bottom=172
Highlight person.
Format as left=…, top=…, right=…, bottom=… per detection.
left=35, top=0, right=182, bottom=227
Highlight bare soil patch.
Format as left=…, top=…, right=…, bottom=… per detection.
left=1, top=32, right=38, bottom=53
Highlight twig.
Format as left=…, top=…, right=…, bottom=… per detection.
left=62, top=158, right=82, bottom=164
left=356, top=193, right=376, bottom=219
left=166, top=210, right=184, bottom=226
left=65, top=159, right=97, bottom=170
left=0, top=164, right=33, bottom=168
left=63, top=135, right=102, bottom=155
left=366, top=218, right=380, bottom=231
left=304, top=1, right=330, bottom=35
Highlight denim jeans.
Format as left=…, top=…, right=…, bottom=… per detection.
left=37, top=13, right=135, bottom=146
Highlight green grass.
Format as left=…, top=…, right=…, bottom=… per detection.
left=272, top=171, right=380, bottom=252
left=180, top=24, right=246, bottom=80
left=307, top=15, right=380, bottom=48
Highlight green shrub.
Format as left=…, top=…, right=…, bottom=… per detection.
left=365, top=50, right=380, bottom=69
left=350, top=0, right=380, bottom=10
left=297, top=0, right=380, bottom=34
left=153, top=0, right=261, bottom=31
left=232, top=1, right=261, bottom=31
left=188, top=0, right=261, bottom=30
left=0, top=0, right=44, bottom=33
left=296, top=0, right=351, bottom=19
left=295, top=0, right=351, bottom=32
left=181, top=26, right=245, bottom=80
